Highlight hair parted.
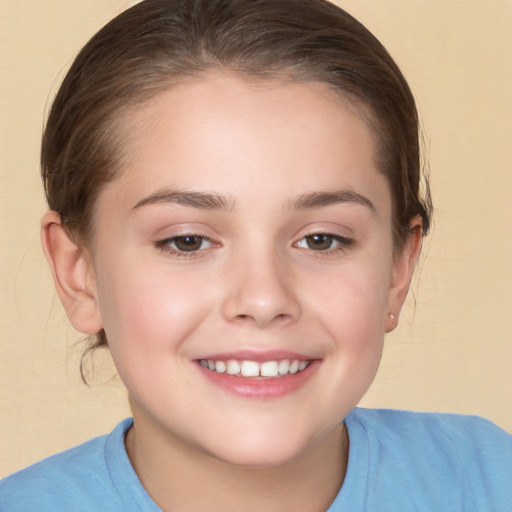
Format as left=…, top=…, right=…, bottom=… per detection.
left=42, top=0, right=432, bottom=370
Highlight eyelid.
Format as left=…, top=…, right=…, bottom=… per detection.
left=155, top=233, right=219, bottom=258
left=293, top=231, right=355, bottom=254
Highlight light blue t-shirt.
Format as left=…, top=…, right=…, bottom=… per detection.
left=1, top=408, right=511, bottom=511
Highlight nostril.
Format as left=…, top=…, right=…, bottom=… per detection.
left=232, top=311, right=295, bottom=328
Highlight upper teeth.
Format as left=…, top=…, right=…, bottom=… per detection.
left=199, top=359, right=310, bottom=378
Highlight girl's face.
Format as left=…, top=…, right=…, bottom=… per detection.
left=73, top=74, right=418, bottom=466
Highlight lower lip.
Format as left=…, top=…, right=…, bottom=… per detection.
left=196, top=360, right=320, bottom=399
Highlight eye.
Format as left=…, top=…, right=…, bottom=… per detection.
left=156, top=235, right=215, bottom=256
left=295, top=233, right=353, bottom=252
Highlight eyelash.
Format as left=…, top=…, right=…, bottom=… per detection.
left=155, top=234, right=216, bottom=259
left=294, top=233, right=354, bottom=255
left=155, top=232, right=354, bottom=259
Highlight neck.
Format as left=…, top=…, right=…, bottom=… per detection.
left=125, top=410, right=349, bottom=512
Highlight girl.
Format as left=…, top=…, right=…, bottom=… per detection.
left=1, top=0, right=511, bottom=510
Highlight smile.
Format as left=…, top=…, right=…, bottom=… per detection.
left=199, top=359, right=311, bottom=378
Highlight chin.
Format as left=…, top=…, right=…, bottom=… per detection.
left=199, top=427, right=323, bottom=469
left=210, top=446, right=303, bottom=469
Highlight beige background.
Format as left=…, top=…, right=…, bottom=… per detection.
left=1, top=0, right=511, bottom=477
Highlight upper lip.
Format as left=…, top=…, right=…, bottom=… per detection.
left=195, top=349, right=318, bottom=362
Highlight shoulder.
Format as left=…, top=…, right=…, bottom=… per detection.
left=345, top=408, right=512, bottom=511
left=349, top=406, right=512, bottom=447
left=0, top=419, right=133, bottom=512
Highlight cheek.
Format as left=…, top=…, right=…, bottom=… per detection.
left=302, top=259, right=390, bottom=331
left=94, top=263, right=219, bottom=404
left=95, top=258, right=214, bottom=355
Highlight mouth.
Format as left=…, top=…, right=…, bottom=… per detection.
left=195, top=353, right=319, bottom=399
left=198, top=358, right=311, bottom=378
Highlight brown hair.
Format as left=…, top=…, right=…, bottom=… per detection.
left=42, top=0, right=432, bottom=365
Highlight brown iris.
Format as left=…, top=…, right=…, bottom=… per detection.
left=173, top=236, right=204, bottom=252
left=305, top=234, right=334, bottom=251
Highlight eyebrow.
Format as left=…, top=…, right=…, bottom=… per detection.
left=132, top=187, right=374, bottom=213
left=133, top=189, right=234, bottom=210
left=288, top=189, right=375, bottom=212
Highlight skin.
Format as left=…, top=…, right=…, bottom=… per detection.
left=42, top=73, right=422, bottom=512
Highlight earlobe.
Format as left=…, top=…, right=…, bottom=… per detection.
left=385, top=217, right=423, bottom=333
left=41, top=211, right=103, bottom=335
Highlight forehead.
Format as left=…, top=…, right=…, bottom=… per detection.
left=98, top=73, right=390, bottom=215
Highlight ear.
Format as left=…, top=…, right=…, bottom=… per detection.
left=41, top=211, right=103, bottom=335
left=385, top=216, right=423, bottom=333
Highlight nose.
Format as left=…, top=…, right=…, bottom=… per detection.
left=221, top=251, right=301, bottom=329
